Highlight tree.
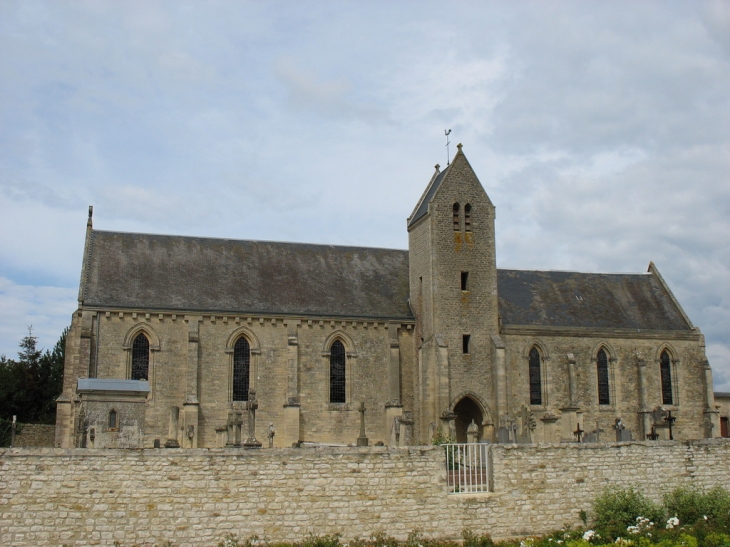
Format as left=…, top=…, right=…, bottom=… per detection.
left=0, top=326, right=67, bottom=426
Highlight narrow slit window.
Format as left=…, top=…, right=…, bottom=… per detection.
left=529, top=347, right=542, bottom=405
left=462, top=335, right=471, bottom=354
left=461, top=271, right=469, bottom=291
left=108, top=409, right=118, bottom=430
left=597, top=349, right=610, bottom=405
left=131, top=333, right=150, bottom=381
left=453, top=203, right=460, bottom=231
left=232, top=337, right=251, bottom=401
left=464, top=203, right=472, bottom=231
left=330, top=340, right=346, bottom=403
left=660, top=350, right=673, bottom=405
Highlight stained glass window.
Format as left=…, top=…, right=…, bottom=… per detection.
left=330, top=340, right=346, bottom=403
left=233, top=337, right=251, bottom=401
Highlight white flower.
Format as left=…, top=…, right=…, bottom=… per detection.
left=704, top=515, right=709, bottom=521
left=627, top=526, right=640, bottom=535
left=666, top=517, right=680, bottom=529
left=583, top=530, right=596, bottom=541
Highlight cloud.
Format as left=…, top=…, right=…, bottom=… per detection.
left=0, top=277, right=77, bottom=358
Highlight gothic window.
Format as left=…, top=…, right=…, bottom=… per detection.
left=660, top=350, right=673, bottom=405
left=464, top=203, right=472, bottom=231
left=597, top=349, right=610, bottom=405
left=330, top=340, right=346, bottom=404
left=232, top=337, right=251, bottom=402
left=529, top=347, right=542, bottom=405
left=453, top=203, right=460, bottom=231
left=108, top=409, right=118, bottom=430
left=131, top=333, right=150, bottom=380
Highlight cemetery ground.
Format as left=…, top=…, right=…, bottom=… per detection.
left=106, top=485, right=730, bottom=547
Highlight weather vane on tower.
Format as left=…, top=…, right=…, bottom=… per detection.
left=445, top=129, right=452, bottom=166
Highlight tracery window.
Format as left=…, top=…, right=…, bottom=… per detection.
left=464, top=203, right=472, bottom=231
left=597, top=348, right=610, bottom=405
left=453, top=203, right=460, bottom=231
left=529, top=347, right=542, bottom=405
left=232, top=337, right=251, bottom=402
left=660, top=350, right=673, bottom=405
left=131, top=333, right=150, bottom=381
left=330, top=340, right=346, bottom=404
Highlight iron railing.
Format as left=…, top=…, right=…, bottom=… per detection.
left=444, top=443, right=491, bottom=493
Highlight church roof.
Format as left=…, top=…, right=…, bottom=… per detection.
left=497, top=269, right=692, bottom=331
left=81, top=231, right=692, bottom=331
left=82, top=231, right=413, bottom=320
left=408, top=167, right=448, bottom=227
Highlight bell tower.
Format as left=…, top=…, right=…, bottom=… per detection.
left=407, top=144, right=499, bottom=442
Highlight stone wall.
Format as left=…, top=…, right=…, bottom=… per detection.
left=11, top=424, right=55, bottom=447
left=2, top=440, right=730, bottom=547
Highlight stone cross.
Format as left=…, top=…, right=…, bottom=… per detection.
left=573, top=422, right=584, bottom=443
left=646, top=425, right=659, bottom=440
left=357, top=402, right=369, bottom=446
left=267, top=422, right=275, bottom=448
left=226, top=409, right=243, bottom=447
left=594, top=421, right=605, bottom=442
left=165, top=406, right=180, bottom=448
left=243, top=390, right=262, bottom=449
left=613, top=418, right=625, bottom=443
left=664, top=410, right=676, bottom=441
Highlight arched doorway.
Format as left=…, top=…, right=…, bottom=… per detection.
left=453, top=397, right=483, bottom=442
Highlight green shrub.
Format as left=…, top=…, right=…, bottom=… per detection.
left=593, top=486, right=664, bottom=538
left=664, top=487, right=730, bottom=532
left=462, top=529, right=495, bottom=547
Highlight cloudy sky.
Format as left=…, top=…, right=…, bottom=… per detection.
left=1, top=1, right=729, bottom=387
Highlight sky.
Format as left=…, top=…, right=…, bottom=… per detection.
left=1, top=1, right=729, bottom=388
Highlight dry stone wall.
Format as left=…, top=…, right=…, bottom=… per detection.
left=2, top=440, right=730, bottom=547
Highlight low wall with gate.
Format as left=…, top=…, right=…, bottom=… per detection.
left=2, top=439, right=730, bottom=546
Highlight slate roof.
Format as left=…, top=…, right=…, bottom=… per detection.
left=408, top=168, right=448, bottom=227
left=82, top=231, right=413, bottom=320
left=497, top=269, right=692, bottom=331
left=81, top=230, right=692, bottom=331
left=77, top=379, right=151, bottom=393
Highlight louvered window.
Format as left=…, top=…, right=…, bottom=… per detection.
left=232, top=338, right=251, bottom=401
left=453, top=203, right=460, bottom=231
left=464, top=203, right=472, bottom=231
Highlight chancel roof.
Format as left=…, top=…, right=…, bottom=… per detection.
left=82, top=231, right=413, bottom=320
left=497, top=269, right=692, bottom=331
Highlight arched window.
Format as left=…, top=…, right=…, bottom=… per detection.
left=660, top=350, right=673, bottom=405
left=464, top=203, right=472, bottom=232
left=330, top=340, right=346, bottom=404
left=453, top=203, right=460, bottom=231
left=529, top=347, right=542, bottom=405
left=131, top=333, right=150, bottom=380
left=232, top=337, right=251, bottom=402
left=597, top=349, right=610, bottom=405
left=108, top=409, right=118, bottom=430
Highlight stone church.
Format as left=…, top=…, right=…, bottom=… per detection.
left=55, top=144, right=719, bottom=449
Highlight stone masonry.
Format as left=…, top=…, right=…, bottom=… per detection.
left=3, top=440, right=730, bottom=546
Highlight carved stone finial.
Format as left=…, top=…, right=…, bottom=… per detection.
left=87, top=205, right=93, bottom=228
left=435, top=164, right=440, bottom=172
left=457, top=143, right=463, bottom=151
